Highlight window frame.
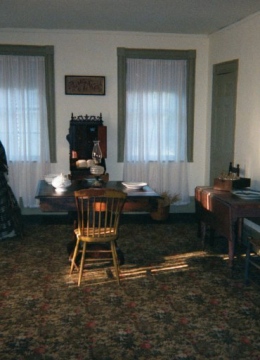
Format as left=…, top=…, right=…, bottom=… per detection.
left=0, top=44, right=56, bottom=162
left=117, top=48, right=196, bottom=162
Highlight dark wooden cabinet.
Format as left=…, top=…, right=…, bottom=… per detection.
left=66, top=115, right=107, bottom=180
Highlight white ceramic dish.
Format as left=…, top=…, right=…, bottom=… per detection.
left=55, top=187, right=70, bottom=193
left=232, top=189, right=260, bottom=200
left=51, top=174, right=71, bottom=190
left=122, top=182, right=147, bottom=190
left=90, top=165, right=104, bottom=175
left=76, top=159, right=94, bottom=168
left=44, top=174, right=59, bottom=184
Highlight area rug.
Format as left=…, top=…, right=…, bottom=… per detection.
left=0, top=215, right=259, bottom=360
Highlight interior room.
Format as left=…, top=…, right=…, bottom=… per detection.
left=1, top=1, right=260, bottom=214
left=1, top=1, right=260, bottom=359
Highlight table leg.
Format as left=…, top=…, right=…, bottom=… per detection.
left=228, top=218, right=245, bottom=268
left=228, top=238, right=235, bottom=268
left=227, top=220, right=238, bottom=268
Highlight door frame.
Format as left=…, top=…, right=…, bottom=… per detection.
left=210, top=59, right=238, bottom=185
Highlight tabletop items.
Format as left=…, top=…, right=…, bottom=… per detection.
left=36, top=180, right=159, bottom=213
left=44, top=174, right=59, bottom=185
left=232, top=189, right=260, bottom=200
left=122, top=182, right=147, bottom=190
left=51, top=174, right=71, bottom=193
left=214, top=162, right=251, bottom=191
left=44, top=175, right=149, bottom=192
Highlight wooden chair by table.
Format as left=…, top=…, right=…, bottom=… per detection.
left=70, top=188, right=127, bottom=286
left=245, top=237, right=260, bottom=285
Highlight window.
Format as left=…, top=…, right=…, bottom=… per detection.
left=117, top=48, right=196, bottom=163
left=0, top=45, right=56, bottom=162
left=0, top=45, right=56, bottom=207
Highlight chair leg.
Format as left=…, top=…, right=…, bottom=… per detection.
left=78, top=242, right=87, bottom=286
left=111, top=241, right=120, bottom=285
left=70, top=238, right=80, bottom=274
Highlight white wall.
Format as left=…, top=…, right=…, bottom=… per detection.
left=0, top=29, right=209, bottom=197
left=209, top=13, right=260, bottom=189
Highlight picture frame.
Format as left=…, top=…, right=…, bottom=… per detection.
left=65, top=76, right=105, bottom=95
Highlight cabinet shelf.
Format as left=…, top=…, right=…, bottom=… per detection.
left=66, top=118, right=107, bottom=180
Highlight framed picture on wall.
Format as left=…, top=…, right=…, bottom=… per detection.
left=65, top=76, right=105, bottom=95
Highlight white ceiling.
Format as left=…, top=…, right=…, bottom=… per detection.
left=1, top=0, right=260, bottom=35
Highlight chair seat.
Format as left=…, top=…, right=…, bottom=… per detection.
left=74, top=227, right=117, bottom=242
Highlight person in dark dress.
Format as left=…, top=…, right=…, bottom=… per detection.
left=0, top=140, right=22, bottom=240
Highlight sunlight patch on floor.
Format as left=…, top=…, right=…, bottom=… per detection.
left=64, top=249, right=227, bottom=286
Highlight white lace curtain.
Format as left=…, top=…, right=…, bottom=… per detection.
left=0, top=55, right=50, bottom=207
left=123, top=58, right=190, bottom=204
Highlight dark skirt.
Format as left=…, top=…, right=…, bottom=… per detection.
left=0, top=173, right=22, bottom=240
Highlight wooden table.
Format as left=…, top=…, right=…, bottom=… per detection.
left=35, top=180, right=159, bottom=213
left=195, top=186, right=260, bottom=267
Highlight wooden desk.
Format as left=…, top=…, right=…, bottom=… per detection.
left=195, top=186, right=260, bottom=267
left=35, top=180, right=159, bottom=213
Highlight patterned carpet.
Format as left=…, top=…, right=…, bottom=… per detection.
left=0, top=214, right=259, bottom=360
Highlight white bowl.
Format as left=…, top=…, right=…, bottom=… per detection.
left=51, top=174, right=71, bottom=190
left=122, top=182, right=147, bottom=190
left=44, top=174, right=59, bottom=184
left=76, top=159, right=95, bottom=168
left=90, top=165, right=104, bottom=175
